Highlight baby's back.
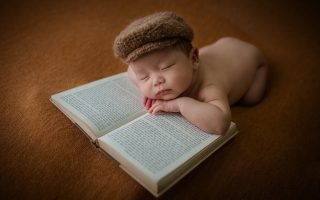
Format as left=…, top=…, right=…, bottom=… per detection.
left=199, top=37, right=264, bottom=104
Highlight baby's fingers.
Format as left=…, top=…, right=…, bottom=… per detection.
left=149, top=103, right=164, bottom=115
left=144, top=97, right=158, bottom=110
left=146, top=99, right=152, bottom=109
left=144, top=98, right=152, bottom=109
left=151, top=106, right=162, bottom=115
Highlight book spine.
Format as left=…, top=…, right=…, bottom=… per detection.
left=95, top=140, right=119, bottom=164
left=74, top=123, right=119, bottom=164
left=74, top=123, right=95, bottom=142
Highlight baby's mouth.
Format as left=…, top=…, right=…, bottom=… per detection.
left=156, top=89, right=172, bottom=98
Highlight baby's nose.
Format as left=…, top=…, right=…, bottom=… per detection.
left=153, top=76, right=165, bottom=86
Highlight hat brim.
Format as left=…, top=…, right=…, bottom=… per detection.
left=125, top=38, right=180, bottom=63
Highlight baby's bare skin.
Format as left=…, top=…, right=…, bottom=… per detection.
left=128, top=37, right=268, bottom=134
left=198, top=37, right=267, bottom=105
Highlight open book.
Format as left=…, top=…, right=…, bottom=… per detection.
left=50, top=72, right=238, bottom=197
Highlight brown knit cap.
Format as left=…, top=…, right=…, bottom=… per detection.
left=113, top=11, right=194, bottom=63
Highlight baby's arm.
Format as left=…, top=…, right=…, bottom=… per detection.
left=149, top=86, right=231, bottom=134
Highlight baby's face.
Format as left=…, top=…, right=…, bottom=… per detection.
left=129, top=48, right=195, bottom=100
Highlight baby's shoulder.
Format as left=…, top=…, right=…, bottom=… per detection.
left=197, top=84, right=228, bottom=103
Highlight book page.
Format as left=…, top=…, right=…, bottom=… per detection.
left=51, top=73, right=145, bottom=138
left=98, top=113, right=220, bottom=182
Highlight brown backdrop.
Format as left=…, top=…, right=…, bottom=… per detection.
left=1, top=0, right=319, bottom=199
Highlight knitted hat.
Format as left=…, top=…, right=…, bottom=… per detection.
left=113, top=11, right=194, bottom=63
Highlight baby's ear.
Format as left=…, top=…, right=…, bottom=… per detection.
left=190, top=48, right=199, bottom=64
left=190, top=48, right=200, bottom=69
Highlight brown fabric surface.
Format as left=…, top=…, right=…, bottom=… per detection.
left=1, top=0, right=319, bottom=199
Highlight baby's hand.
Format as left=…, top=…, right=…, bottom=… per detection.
left=143, top=97, right=157, bottom=110
left=148, top=98, right=180, bottom=115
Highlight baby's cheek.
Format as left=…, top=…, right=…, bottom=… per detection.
left=140, top=85, right=151, bottom=97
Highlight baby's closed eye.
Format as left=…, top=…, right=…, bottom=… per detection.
left=140, top=75, right=149, bottom=81
left=160, top=63, right=175, bottom=70
left=135, top=72, right=149, bottom=81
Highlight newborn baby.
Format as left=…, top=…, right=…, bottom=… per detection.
left=113, top=12, right=268, bottom=134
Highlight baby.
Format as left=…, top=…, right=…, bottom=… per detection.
left=113, top=12, right=268, bottom=134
